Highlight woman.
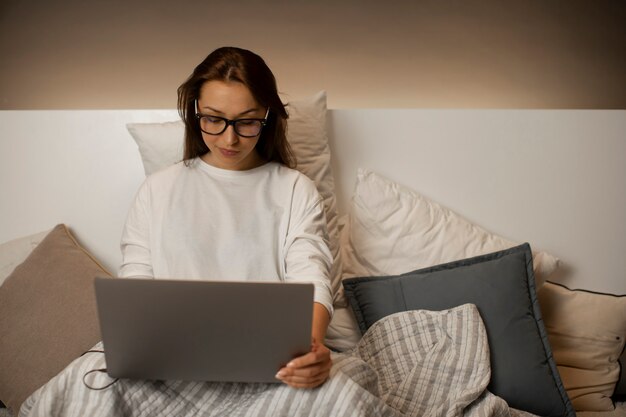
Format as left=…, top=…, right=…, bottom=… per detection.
left=120, top=47, right=333, bottom=389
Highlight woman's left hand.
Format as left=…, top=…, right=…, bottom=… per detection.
left=275, top=338, right=332, bottom=388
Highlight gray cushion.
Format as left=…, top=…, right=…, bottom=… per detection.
left=343, top=243, right=574, bottom=417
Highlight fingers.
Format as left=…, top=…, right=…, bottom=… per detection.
left=275, top=362, right=331, bottom=389
left=275, top=359, right=331, bottom=383
left=275, top=343, right=332, bottom=389
left=279, top=372, right=329, bottom=389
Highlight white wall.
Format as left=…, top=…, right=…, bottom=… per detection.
left=1, top=109, right=624, bottom=295
left=328, top=109, right=626, bottom=294
left=1, top=0, right=625, bottom=109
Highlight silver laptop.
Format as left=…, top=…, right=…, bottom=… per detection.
left=94, top=277, right=313, bottom=383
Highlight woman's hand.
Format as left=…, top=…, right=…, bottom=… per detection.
left=275, top=338, right=332, bottom=389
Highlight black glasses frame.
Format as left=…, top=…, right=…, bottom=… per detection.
left=194, top=100, right=270, bottom=138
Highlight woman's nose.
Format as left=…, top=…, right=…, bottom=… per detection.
left=223, top=125, right=239, bottom=145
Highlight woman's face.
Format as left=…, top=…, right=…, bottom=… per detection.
left=197, top=80, right=266, bottom=171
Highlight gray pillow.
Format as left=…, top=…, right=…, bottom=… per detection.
left=343, top=243, right=574, bottom=417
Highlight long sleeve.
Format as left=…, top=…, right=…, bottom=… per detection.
left=283, top=179, right=334, bottom=317
left=119, top=181, right=154, bottom=278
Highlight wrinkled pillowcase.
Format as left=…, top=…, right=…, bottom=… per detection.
left=538, top=281, right=626, bottom=411
left=340, top=169, right=560, bottom=296
left=343, top=243, right=574, bottom=417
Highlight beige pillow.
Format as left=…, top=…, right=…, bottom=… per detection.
left=538, top=281, right=626, bottom=411
left=282, top=92, right=341, bottom=303
left=0, top=224, right=112, bottom=414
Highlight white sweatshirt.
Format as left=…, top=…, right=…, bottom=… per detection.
left=119, top=157, right=334, bottom=315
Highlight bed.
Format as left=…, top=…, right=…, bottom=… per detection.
left=0, top=93, right=625, bottom=416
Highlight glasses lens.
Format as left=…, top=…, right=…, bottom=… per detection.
left=200, top=116, right=226, bottom=135
left=199, top=116, right=227, bottom=135
left=234, top=120, right=263, bottom=137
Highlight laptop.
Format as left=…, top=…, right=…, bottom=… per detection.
left=94, top=277, right=314, bottom=383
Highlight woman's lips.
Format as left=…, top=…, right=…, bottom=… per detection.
left=219, top=148, right=239, bottom=157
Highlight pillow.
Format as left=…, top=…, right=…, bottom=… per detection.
left=340, top=169, right=560, bottom=299
left=126, top=120, right=184, bottom=176
left=325, top=216, right=362, bottom=351
left=538, top=281, right=626, bottom=411
left=126, top=92, right=343, bottom=303
left=0, top=224, right=112, bottom=414
left=0, top=229, right=50, bottom=287
left=343, top=243, right=575, bottom=417
left=617, top=350, right=626, bottom=398
left=324, top=305, right=362, bottom=352
left=332, top=169, right=563, bottom=350
left=281, top=92, right=341, bottom=304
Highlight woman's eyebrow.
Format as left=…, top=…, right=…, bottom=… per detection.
left=201, top=106, right=260, bottom=116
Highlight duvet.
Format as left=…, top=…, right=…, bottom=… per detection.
left=19, top=304, right=536, bottom=417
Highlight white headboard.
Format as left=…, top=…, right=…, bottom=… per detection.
left=1, top=109, right=624, bottom=294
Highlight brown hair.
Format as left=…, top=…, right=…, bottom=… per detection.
left=177, top=47, right=295, bottom=168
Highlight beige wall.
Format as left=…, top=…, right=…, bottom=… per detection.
left=1, top=0, right=625, bottom=109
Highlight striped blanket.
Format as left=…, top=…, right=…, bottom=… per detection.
left=19, top=304, right=535, bottom=417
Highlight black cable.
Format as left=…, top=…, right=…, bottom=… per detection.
left=80, top=349, right=120, bottom=390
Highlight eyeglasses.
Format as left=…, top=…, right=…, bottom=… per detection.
left=195, top=100, right=269, bottom=138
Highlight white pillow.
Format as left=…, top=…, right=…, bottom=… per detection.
left=125, top=91, right=343, bottom=301
left=329, top=169, right=562, bottom=350
left=340, top=168, right=560, bottom=297
left=0, top=230, right=50, bottom=287
left=325, top=215, right=362, bottom=351
left=126, top=120, right=185, bottom=176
